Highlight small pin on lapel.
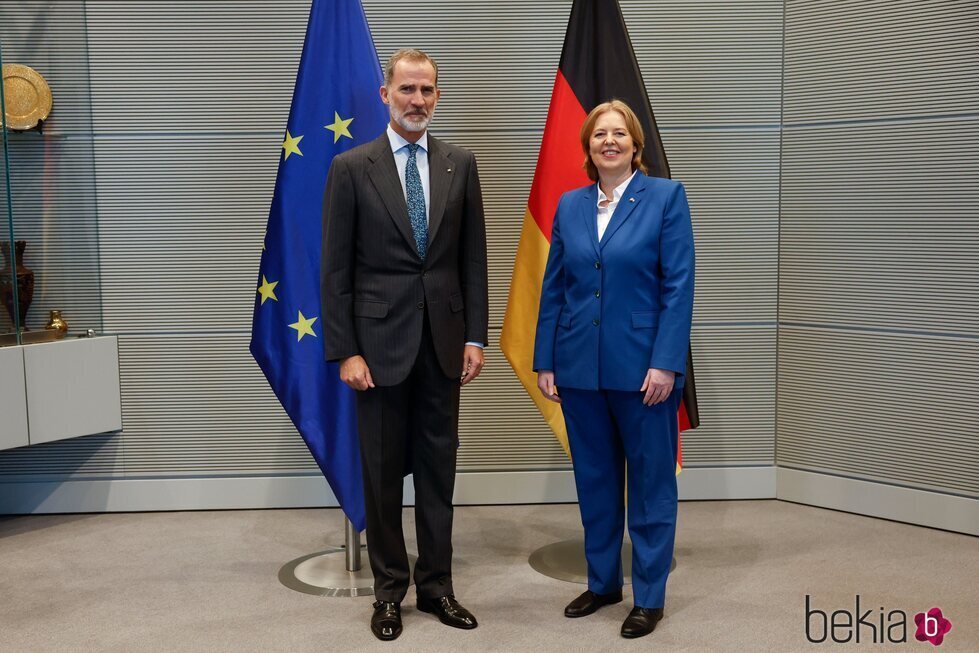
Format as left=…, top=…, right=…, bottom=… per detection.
left=447, top=168, right=452, bottom=172
left=629, top=197, right=636, bottom=202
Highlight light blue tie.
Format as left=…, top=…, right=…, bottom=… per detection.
left=404, top=143, right=427, bottom=260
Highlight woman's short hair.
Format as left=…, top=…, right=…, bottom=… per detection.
left=579, top=99, right=648, bottom=181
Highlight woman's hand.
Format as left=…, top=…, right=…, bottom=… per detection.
left=537, top=371, right=562, bottom=403
left=640, top=368, right=675, bottom=406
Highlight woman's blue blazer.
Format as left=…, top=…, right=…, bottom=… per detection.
left=533, top=172, right=695, bottom=392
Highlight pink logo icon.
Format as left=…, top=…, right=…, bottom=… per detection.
left=914, top=607, right=952, bottom=646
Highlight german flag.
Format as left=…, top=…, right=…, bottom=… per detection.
left=500, top=0, right=700, bottom=472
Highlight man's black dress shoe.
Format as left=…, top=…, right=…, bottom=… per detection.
left=370, top=601, right=403, bottom=641
left=564, top=589, right=623, bottom=618
left=417, top=594, right=478, bottom=629
left=621, top=606, right=664, bottom=638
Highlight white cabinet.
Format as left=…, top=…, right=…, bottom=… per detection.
left=0, top=336, right=121, bottom=450
left=0, top=346, right=29, bottom=450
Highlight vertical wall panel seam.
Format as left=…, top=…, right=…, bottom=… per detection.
left=774, top=0, right=787, bottom=467
left=81, top=0, right=120, bottom=475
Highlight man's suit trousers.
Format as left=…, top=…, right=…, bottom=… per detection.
left=560, top=387, right=681, bottom=609
left=355, top=311, right=460, bottom=602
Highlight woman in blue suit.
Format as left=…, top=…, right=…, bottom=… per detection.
left=533, top=100, right=694, bottom=639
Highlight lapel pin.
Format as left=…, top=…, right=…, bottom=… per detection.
left=447, top=168, right=452, bottom=172
left=629, top=197, right=636, bottom=202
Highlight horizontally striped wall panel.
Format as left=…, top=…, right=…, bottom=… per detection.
left=779, top=0, right=979, bottom=499
left=779, top=118, right=979, bottom=335
left=84, top=1, right=305, bottom=134
left=93, top=135, right=279, bottom=334
left=621, top=0, right=784, bottom=126
left=0, top=432, right=121, bottom=479
left=663, top=129, right=779, bottom=324
left=364, top=1, right=566, bottom=135
left=777, top=327, right=979, bottom=497
left=114, top=334, right=306, bottom=476
left=682, top=326, right=775, bottom=465
left=783, top=0, right=979, bottom=124
left=459, top=335, right=566, bottom=471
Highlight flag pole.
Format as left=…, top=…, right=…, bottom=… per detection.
left=344, top=516, right=361, bottom=572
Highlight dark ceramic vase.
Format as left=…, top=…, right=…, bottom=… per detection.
left=0, top=240, right=35, bottom=330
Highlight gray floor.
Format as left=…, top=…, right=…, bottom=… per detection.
left=0, top=501, right=975, bottom=652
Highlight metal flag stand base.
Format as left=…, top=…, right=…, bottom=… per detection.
left=529, top=538, right=676, bottom=584
left=279, top=517, right=417, bottom=598
left=279, top=518, right=374, bottom=597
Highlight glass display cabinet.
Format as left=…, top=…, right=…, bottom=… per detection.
left=1, top=13, right=103, bottom=347
left=1, top=4, right=121, bottom=451
left=1, top=38, right=17, bottom=341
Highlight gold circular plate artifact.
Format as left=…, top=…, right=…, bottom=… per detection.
left=2, top=63, right=53, bottom=130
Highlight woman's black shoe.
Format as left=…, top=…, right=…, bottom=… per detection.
left=621, top=607, right=664, bottom=638
left=564, top=589, right=623, bottom=617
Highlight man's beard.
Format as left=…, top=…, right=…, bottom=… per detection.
left=392, top=106, right=431, bottom=133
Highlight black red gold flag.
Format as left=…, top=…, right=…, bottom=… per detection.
left=501, top=0, right=700, bottom=471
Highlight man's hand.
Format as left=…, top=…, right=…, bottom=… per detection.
left=537, top=370, right=561, bottom=404
left=339, top=355, right=375, bottom=391
left=640, top=368, right=675, bottom=406
left=461, top=345, right=484, bottom=386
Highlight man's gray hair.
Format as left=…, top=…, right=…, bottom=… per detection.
left=384, top=48, right=439, bottom=87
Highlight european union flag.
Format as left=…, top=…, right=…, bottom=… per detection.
left=250, top=0, right=388, bottom=531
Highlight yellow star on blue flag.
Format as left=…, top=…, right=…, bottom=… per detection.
left=282, top=131, right=303, bottom=159
left=257, top=276, right=278, bottom=304
left=325, top=112, right=354, bottom=143
left=288, top=310, right=318, bottom=341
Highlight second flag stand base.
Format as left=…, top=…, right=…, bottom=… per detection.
left=529, top=538, right=677, bottom=583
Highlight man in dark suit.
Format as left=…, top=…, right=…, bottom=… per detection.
left=321, top=48, right=488, bottom=641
